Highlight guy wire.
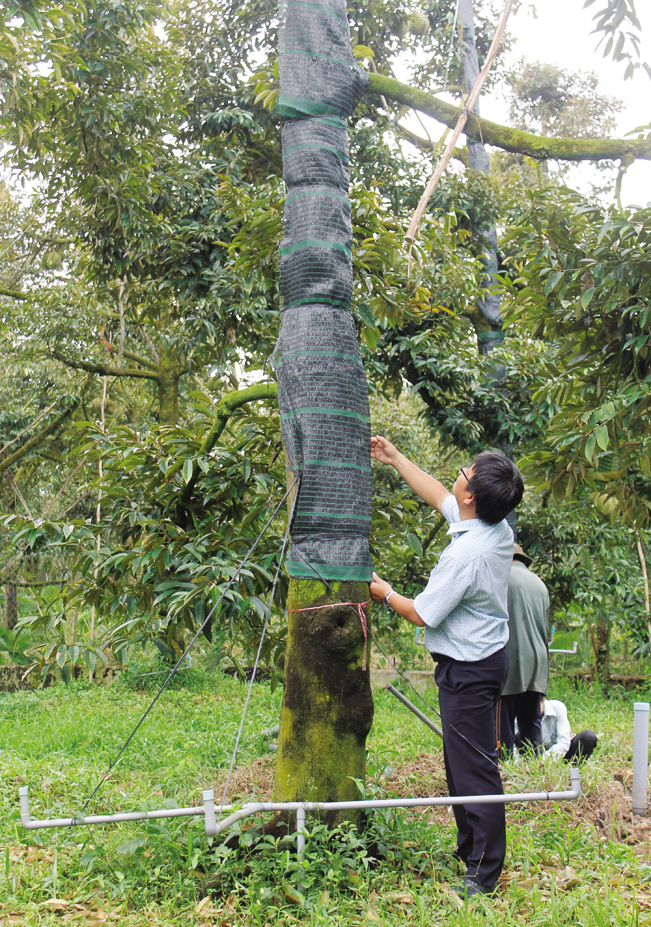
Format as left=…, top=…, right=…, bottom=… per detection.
left=80, top=477, right=299, bottom=813
left=216, top=481, right=299, bottom=822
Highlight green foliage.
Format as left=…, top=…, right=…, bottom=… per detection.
left=518, top=491, right=647, bottom=673
left=1, top=0, right=648, bottom=690
left=584, top=0, right=651, bottom=81
left=2, top=394, right=288, bottom=680
left=505, top=61, right=621, bottom=141
left=502, top=190, right=651, bottom=526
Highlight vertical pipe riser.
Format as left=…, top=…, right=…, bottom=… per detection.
left=203, top=789, right=217, bottom=835
left=296, top=806, right=306, bottom=861
left=633, top=702, right=649, bottom=816
left=19, top=786, right=31, bottom=827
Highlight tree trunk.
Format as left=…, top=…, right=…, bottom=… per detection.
left=272, top=0, right=374, bottom=828
left=274, top=580, right=373, bottom=826
left=458, top=0, right=503, bottom=353
left=590, top=616, right=610, bottom=683
left=158, top=365, right=179, bottom=426
left=1, top=584, right=18, bottom=630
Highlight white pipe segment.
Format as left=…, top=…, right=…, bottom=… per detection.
left=633, top=702, right=649, bottom=815
left=19, top=769, right=581, bottom=835
left=18, top=787, right=232, bottom=829
left=296, top=806, right=306, bottom=861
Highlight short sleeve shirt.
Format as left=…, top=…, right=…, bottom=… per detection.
left=413, top=496, right=513, bottom=662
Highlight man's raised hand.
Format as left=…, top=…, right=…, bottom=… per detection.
left=371, top=435, right=398, bottom=466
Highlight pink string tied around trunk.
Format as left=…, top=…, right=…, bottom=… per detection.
left=287, top=600, right=370, bottom=670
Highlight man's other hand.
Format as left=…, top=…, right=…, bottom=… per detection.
left=369, top=571, right=392, bottom=604
left=371, top=435, right=398, bottom=466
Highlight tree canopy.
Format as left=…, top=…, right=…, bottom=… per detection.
left=1, top=0, right=649, bottom=681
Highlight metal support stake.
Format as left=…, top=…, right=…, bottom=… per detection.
left=203, top=789, right=217, bottom=835
left=386, top=684, right=443, bottom=739
left=296, top=806, right=306, bottom=861
left=633, top=702, right=649, bottom=816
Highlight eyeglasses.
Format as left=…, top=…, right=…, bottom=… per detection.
left=459, top=466, right=471, bottom=482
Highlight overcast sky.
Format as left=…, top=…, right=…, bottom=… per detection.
left=402, top=0, right=651, bottom=207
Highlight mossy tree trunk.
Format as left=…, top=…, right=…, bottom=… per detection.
left=274, top=579, right=373, bottom=826
left=157, top=362, right=180, bottom=426
left=591, top=615, right=610, bottom=684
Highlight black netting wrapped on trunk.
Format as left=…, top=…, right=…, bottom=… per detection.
left=274, top=0, right=373, bottom=581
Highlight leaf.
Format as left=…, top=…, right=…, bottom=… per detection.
left=60, top=664, right=71, bottom=686
left=83, top=650, right=97, bottom=672
left=585, top=433, right=597, bottom=462
left=283, top=881, right=305, bottom=905
left=80, top=848, right=101, bottom=868
left=183, top=458, right=194, bottom=484
left=596, top=425, right=609, bottom=451
left=363, top=326, right=377, bottom=351
left=63, top=524, right=74, bottom=539
left=406, top=533, right=423, bottom=557
left=581, top=287, right=596, bottom=310
left=389, top=892, right=414, bottom=904
left=117, top=836, right=145, bottom=856
left=353, top=45, right=375, bottom=59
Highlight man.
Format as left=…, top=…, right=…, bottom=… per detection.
left=369, top=435, right=524, bottom=898
left=498, top=545, right=549, bottom=757
left=542, top=698, right=598, bottom=761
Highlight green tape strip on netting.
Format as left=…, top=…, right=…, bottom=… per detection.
left=279, top=239, right=352, bottom=257
left=277, top=96, right=345, bottom=119
left=477, top=330, right=505, bottom=345
left=286, top=0, right=348, bottom=25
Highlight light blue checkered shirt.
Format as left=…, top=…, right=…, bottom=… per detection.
left=414, top=496, right=513, bottom=662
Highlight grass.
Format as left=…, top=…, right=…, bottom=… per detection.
left=1, top=660, right=651, bottom=926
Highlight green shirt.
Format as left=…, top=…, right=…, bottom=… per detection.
left=502, top=560, right=549, bottom=697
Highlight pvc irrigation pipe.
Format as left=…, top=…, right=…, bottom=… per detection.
left=633, top=702, right=649, bottom=816
left=385, top=684, right=444, bottom=739
left=18, top=787, right=232, bottom=830
left=19, top=769, right=581, bottom=837
left=203, top=769, right=581, bottom=836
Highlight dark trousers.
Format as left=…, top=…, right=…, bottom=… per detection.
left=433, top=647, right=509, bottom=888
left=565, top=730, right=598, bottom=762
left=498, top=691, right=543, bottom=755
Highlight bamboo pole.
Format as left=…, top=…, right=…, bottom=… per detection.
left=405, top=0, right=513, bottom=266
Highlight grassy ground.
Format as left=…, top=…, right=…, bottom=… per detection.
left=1, top=661, right=651, bottom=926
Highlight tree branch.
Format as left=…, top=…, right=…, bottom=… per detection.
left=120, top=349, right=160, bottom=372
left=395, top=124, right=468, bottom=166
left=0, top=286, right=28, bottom=300
left=368, top=73, right=651, bottom=163
left=176, top=382, right=278, bottom=510
left=0, top=398, right=83, bottom=475
left=51, top=352, right=160, bottom=381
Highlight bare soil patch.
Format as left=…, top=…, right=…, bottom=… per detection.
left=212, top=755, right=276, bottom=803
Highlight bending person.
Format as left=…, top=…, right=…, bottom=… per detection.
left=369, top=436, right=523, bottom=899
left=542, top=697, right=598, bottom=762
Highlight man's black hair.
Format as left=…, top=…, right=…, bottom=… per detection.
left=468, top=451, right=524, bottom=525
